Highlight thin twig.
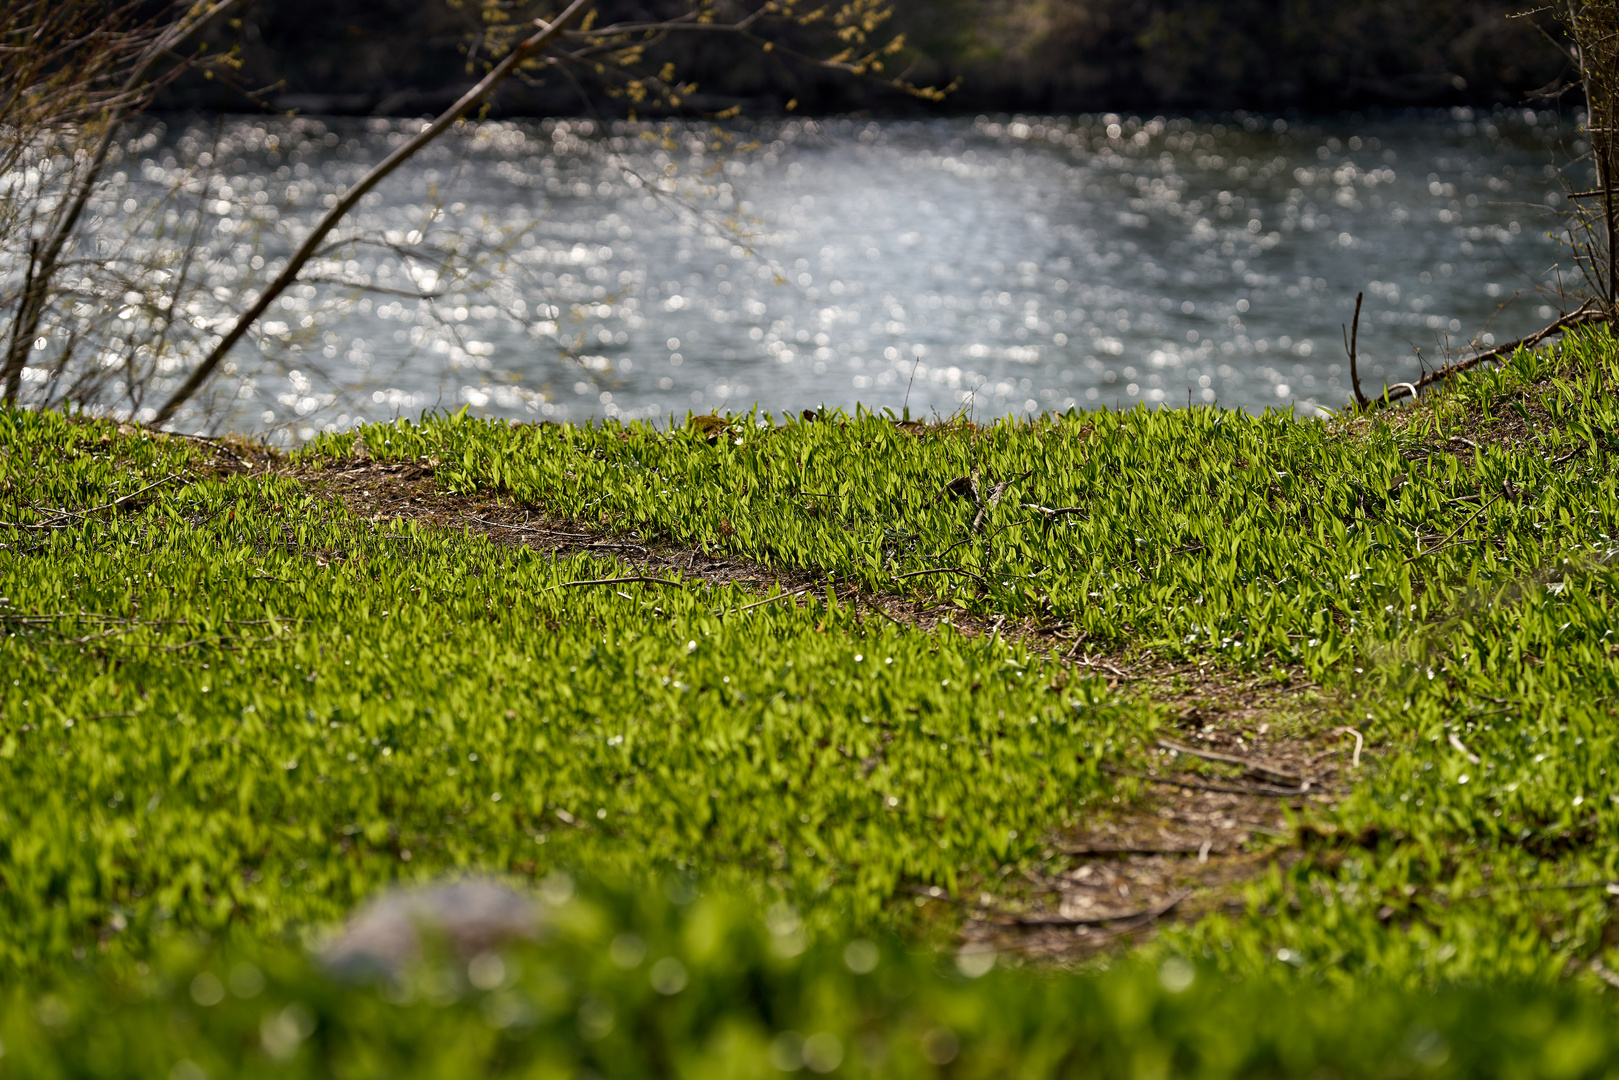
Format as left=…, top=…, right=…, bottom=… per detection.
left=727, top=585, right=813, bottom=614
left=467, top=515, right=594, bottom=540
left=971, top=479, right=1012, bottom=534
left=1591, top=957, right=1619, bottom=990
left=1079, top=657, right=1132, bottom=680
left=150, top=0, right=593, bottom=423
left=1060, top=631, right=1090, bottom=661
left=1465, top=880, right=1619, bottom=899
left=1341, top=726, right=1364, bottom=769
left=861, top=599, right=908, bottom=629
left=159, top=429, right=248, bottom=466
left=1345, top=290, right=1369, bottom=407
left=546, top=574, right=685, bottom=591
left=1550, top=440, right=1589, bottom=466
left=5, top=474, right=181, bottom=529
left=894, top=565, right=990, bottom=586
left=1405, top=489, right=1504, bottom=563
left=1104, top=765, right=1317, bottom=799
left=1377, top=302, right=1608, bottom=406
left=1010, top=889, right=1191, bottom=928
left=1055, top=844, right=1228, bottom=858
left=1022, top=503, right=1088, bottom=520
left=1448, top=732, right=1482, bottom=765
left=1155, top=737, right=1303, bottom=787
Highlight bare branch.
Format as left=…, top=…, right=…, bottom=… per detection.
left=1377, top=302, right=1608, bottom=405
left=150, top=0, right=595, bottom=425
left=1, top=0, right=248, bottom=405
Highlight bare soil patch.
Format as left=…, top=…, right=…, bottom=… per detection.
left=962, top=673, right=1355, bottom=962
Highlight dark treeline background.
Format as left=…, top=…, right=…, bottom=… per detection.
left=175, top=0, right=1571, bottom=118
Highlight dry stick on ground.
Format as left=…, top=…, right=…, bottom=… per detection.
left=1376, top=302, right=1608, bottom=407
left=1466, top=880, right=1619, bottom=899
left=1340, top=726, right=1364, bottom=768
left=466, top=515, right=596, bottom=540
left=3, top=473, right=181, bottom=529
left=728, top=585, right=815, bottom=614
left=470, top=513, right=649, bottom=551
left=893, top=565, right=990, bottom=586
left=0, top=0, right=248, bottom=405
left=1022, top=503, right=1087, bottom=520
left=1448, top=732, right=1482, bottom=765
left=149, top=0, right=594, bottom=425
left=1011, top=889, right=1192, bottom=928
left=1104, top=765, right=1316, bottom=799
left=970, top=479, right=1011, bottom=534
left=545, top=574, right=684, bottom=591
left=1591, top=958, right=1619, bottom=991
left=1155, top=737, right=1303, bottom=787
left=1078, top=657, right=1131, bottom=679
left=1405, top=488, right=1506, bottom=563
left=160, top=430, right=249, bottom=467
left=1055, top=844, right=1218, bottom=857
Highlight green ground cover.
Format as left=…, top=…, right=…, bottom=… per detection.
left=4, top=331, right=1619, bottom=1076
left=303, top=336, right=1619, bottom=669
left=0, top=409, right=1136, bottom=962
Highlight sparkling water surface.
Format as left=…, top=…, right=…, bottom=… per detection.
left=117, top=109, right=1584, bottom=435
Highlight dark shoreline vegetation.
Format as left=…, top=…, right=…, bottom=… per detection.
left=5, top=328, right=1619, bottom=1073
left=178, top=0, right=1569, bottom=119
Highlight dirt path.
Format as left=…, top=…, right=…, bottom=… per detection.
left=194, top=442, right=1362, bottom=959
left=964, top=674, right=1354, bottom=960
left=290, top=454, right=1086, bottom=644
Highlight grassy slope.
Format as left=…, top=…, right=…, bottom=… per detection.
left=0, top=416, right=1133, bottom=963
left=3, top=331, right=1619, bottom=1075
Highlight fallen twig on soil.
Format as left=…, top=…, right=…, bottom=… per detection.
left=1105, top=765, right=1317, bottom=799
left=1010, top=889, right=1192, bottom=928
left=1375, top=301, right=1609, bottom=406
left=1591, top=958, right=1619, bottom=990
left=3, top=474, right=182, bottom=529
left=1055, top=843, right=1230, bottom=858
left=1341, top=727, right=1364, bottom=769
left=727, top=585, right=815, bottom=614
left=1447, top=732, right=1482, bottom=765
left=1155, top=737, right=1303, bottom=787
left=1406, top=489, right=1505, bottom=563
left=467, top=515, right=594, bottom=540
left=1465, top=880, right=1619, bottom=899
left=894, top=565, right=989, bottom=586
left=1078, top=657, right=1132, bottom=680
left=1022, top=503, right=1087, bottom=520
left=546, top=575, right=686, bottom=591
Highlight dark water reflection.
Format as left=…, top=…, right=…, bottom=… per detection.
left=128, top=109, right=1586, bottom=435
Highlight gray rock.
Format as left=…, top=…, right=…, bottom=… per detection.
left=320, top=878, right=544, bottom=978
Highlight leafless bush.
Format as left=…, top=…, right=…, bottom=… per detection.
left=1, top=0, right=247, bottom=410
left=2, top=1, right=931, bottom=434
left=1559, top=0, right=1618, bottom=315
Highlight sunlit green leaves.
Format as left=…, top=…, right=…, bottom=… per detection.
left=0, top=411, right=1137, bottom=969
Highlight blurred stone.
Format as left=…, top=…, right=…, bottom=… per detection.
left=320, top=878, right=541, bottom=978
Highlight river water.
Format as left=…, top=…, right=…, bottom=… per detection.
left=113, top=109, right=1586, bottom=435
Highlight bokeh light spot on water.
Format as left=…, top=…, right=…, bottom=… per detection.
left=100, top=110, right=1585, bottom=433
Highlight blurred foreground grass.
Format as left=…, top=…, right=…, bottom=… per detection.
left=5, top=331, right=1619, bottom=1075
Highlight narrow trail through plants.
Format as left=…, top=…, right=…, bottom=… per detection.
left=972, top=674, right=1358, bottom=960
left=122, top=388, right=1618, bottom=964
left=170, top=434, right=1368, bottom=960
